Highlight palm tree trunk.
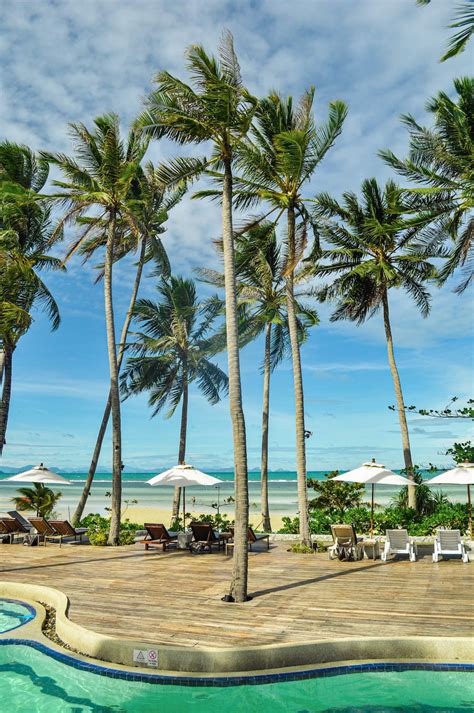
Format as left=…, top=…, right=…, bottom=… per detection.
left=261, top=322, right=272, bottom=532
left=72, top=238, right=147, bottom=526
left=0, top=347, right=5, bottom=385
left=171, top=366, right=188, bottom=526
left=0, top=346, right=13, bottom=456
left=104, top=212, right=122, bottom=545
left=223, top=156, right=249, bottom=603
left=286, top=206, right=311, bottom=546
left=382, top=290, right=416, bottom=508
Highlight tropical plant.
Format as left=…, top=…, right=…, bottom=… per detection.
left=0, top=142, right=62, bottom=454
left=44, top=114, right=149, bottom=544
left=138, top=32, right=257, bottom=601
left=310, top=178, right=440, bottom=508
left=11, top=483, right=62, bottom=518
left=389, top=396, right=474, bottom=419
left=121, top=275, right=228, bottom=523
left=308, top=470, right=365, bottom=518
left=417, top=1, right=474, bottom=61
left=380, top=77, right=474, bottom=292
left=445, top=440, right=474, bottom=463
left=71, top=164, right=183, bottom=525
left=391, top=466, right=449, bottom=515
left=197, top=222, right=318, bottom=532
left=210, top=88, right=347, bottom=546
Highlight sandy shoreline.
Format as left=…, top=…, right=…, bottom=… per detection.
left=125, top=506, right=290, bottom=531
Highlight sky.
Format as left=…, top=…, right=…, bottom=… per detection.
left=1, top=0, right=473, bottom=472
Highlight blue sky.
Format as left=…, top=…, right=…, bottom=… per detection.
left=1, top=0, right=473, bottom=472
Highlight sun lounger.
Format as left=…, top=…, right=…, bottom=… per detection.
left=381, top=529, right=417, bottom=562
left=0, top=517, right=29, bottom=543
left=48, top=520, right=88, bottom=544
left=140, top=523, right=178, bottom=551
left=8, top=511, right=33, bottom=531
left=328, top=524, right=364, bottom=561
left=28, top=517, right=64, bottom=546
left=0, top=518, right=24, bottom=543
left=433, top=529, right=469, bottom=563
left=228, top=526, right=270, bottom=550
left=189, top=522, right=228, bottom=552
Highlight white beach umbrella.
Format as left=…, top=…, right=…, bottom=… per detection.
left=332, top=460, right=416, bottom=536
left=6, top=463, right=71, bottom=485
left=147, top=464, right=222, bottom=527
left=426, top=463, right=474, bottom=538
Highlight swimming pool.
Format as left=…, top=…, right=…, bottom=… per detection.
left=0, top=599, right=35, bottom=633
left=0, top=642, right=472, bottom=712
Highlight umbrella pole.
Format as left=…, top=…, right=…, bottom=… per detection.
left=370, top=484, right=375, bottom=538
left=468, top=484, right=472, bottom=540
left=183, top=487, right=186, bottom=530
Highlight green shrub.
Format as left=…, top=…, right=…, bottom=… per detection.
left=88, top=530, right=108, bottom=546
left=119, top=529, right=137, bottom=546
left=288, top=542, right=315, bottom=554
left=278, top=516, right=300, bottom=534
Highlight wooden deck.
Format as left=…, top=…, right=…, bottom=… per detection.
left=0, top=542, right=472, bottom=648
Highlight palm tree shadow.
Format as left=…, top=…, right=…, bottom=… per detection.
left=250, top=560, right=393, bottom=598
left=0, top=662, right=125, bottom=712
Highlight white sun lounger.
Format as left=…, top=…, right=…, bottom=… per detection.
left=381, top=529, right=417, bottom=562
left=433, top=529, right=469, bottom=563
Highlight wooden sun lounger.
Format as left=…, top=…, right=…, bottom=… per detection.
left=140, top=523, right=178, bottom=551
left=28, top=517, right=63, bottom=546
left=189, top=522, right=229, bottom=552
left=228, top=526, right=270, bottom=550
left=48, top=520, right=88, bottom=544
left=328, top=524, right=364, bottom=561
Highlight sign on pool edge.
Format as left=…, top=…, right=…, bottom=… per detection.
left=133, top=648, right=159, bottom=668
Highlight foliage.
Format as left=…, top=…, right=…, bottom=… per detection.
left=121, top=275, right=228, bottom=417
left=310, top=178, right=439, bottom=324
left=193, top=513, right=234, bottom=531
left=288, top=542, right=315, bottom=554
left=445, top=440, right=474, bottom=464
left=11, top=483, right=62, bottom=518
left=278, top=502, right=470, bottom=537
left=417, top=1, right=474, bottom=61
left=391, top=466, right=449, bottom=515
left=197, top=222, right=319, bottom=366
left=308, top=470, right=365, bottom=517
left=81, top=512, right=141, bottom=546
left=380, top=77, right=474, bottom=293
left=390, top=397, right=474, bottom=420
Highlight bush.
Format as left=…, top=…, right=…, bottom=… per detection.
left=288, top=542, right=315, bottom=554
left=82, top=512, right=142, bottom=546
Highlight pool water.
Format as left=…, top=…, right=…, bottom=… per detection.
left=0, top=645, right=472, bottom=713
left=0, top=599, right=35, bottom=633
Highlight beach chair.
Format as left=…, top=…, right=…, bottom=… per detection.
left=8, top=511, right=33, bottom=531
left=228, top=526, right=270, bottom=551
left=28, top=518, right=63, bottom=546
left=381, top=529, right=417, bottom=562
left=140, top=523, right=178, bottom=551
left=433, top=529, right=469, bottom=563
left=189, top=522, right=228, bottom=553
left=0, top=517, right=29, bottom=544
left=0, top=518, right=23, bottom=544
left=48, top=520, right=88, bottom=544
left=328, top=524, right=364, bottom=561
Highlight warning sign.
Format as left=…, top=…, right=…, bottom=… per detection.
left=133, top=649, right=158, bottom=668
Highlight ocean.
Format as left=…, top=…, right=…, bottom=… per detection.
left=0, top=469, right=462, bottom=521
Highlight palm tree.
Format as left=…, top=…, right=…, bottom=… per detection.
left=44, top=115, right=149, bottom=544
left=380, top=77, right=474, bottom=293
left=310, top=178, right=439, bottom=508
left=417, top=1, right=474, bottom=61
left=71, top=164, right=183, bottom=525
left=214, top=89, right=347, bottom=545
left=121, top=275, right=228, bottom=523
left=0, top=142, right=62, bottom=454
left=139, top=32, right=257, bottom=601
left=197, top=222, right=318, bottom=532
left=12, top=483, right=62, bottom=518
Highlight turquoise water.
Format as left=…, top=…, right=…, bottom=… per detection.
left=1, top=470, right=462, bottom=520
left=0, top=600, right=35, bottom=633
left=0, top=646, right=472, bottom=712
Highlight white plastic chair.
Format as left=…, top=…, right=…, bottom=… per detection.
left=381, top=529, right=417, bottom=562
left=433, top=529, right=469, bottom=563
